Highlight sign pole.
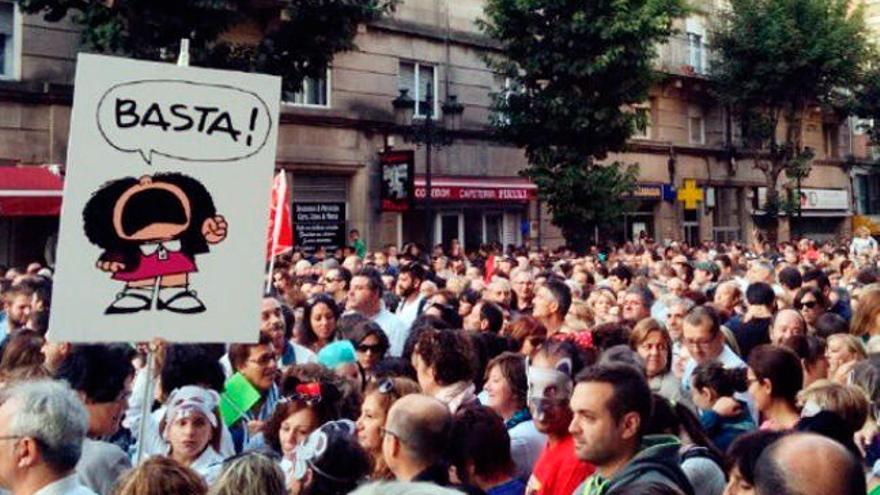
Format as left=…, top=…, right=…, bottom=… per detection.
left=134, top=38, right=191, bottom=464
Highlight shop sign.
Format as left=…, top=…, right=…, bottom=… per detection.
left=414, top=185, right=536, bottom=202
left=380, top=150, right=414, bottom=212
left=629, top=184, right=663, bottom=200
left=758, top=188, right=849, bottom=210
left=293, top=202, right=346, bottom=253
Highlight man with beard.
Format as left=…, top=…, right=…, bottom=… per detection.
left=525, top=341, right=594, bottom=495
left=570, top=363, right=694, bottom=494
left=0, top=282, right=33, bottom=339
left=258, top=296, right=315, bottom=369
left=395, top=263, right=426, bottom=329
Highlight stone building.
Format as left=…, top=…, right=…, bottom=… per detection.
left=0, top=0, right=865, bottom=267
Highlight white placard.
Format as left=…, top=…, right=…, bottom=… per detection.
left=49, top=54, right=281, bottom=343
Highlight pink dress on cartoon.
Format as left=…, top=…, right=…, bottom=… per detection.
left=112, top=241, right=197, bottom=281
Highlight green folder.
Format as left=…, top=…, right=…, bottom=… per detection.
left=220, top=373, right=261, bottom=427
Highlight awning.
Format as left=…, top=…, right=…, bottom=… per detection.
left=0, top=166, right=64, bottom=216
left=414, top=175, right=537, bottom=202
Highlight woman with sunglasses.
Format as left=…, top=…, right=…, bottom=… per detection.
left=483, top=352, right=546, bottom=481
left=355, top=377, right=421, bottom=480
left=158, top=386, right=225, bottom=485
left=347, top=320, right=391, bottom=378
left=300, top=294, right=342, bottom=353
left=793, top=286, right=828, bottom=333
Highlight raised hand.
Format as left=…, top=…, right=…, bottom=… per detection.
left=202, top=215, right=228, bottom=244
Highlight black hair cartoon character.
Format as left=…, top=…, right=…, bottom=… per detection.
left=83, top=173, right=227, bottom=315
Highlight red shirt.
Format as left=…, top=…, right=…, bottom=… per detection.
left=526, top=435, right=594, bottom=495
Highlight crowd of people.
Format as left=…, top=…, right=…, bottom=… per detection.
left=2, top=226, right=880, bottom=495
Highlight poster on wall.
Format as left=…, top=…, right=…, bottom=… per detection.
left=380, top=150, right=414, bottom=211
left=293, top=202, right=347, bottom=253
left=49, top=54, right=281, bottom=343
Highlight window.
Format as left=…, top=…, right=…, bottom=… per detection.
left=687, top=32, right=703, bottom=74
left=0, top=1, right=17, bottom=79
left=283, top=70, right=331, bottom=108
left=399, top=61, right=437, bottom=117
left=689, top=105, right=705, bottom=145
left=632, top=102, right=653, bottom=139
left=823, top=123, right=840, bottom=159
left=857, top=174, right=880, bottom=215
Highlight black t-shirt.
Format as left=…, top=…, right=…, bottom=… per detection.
left=733, top=317, right=771, bottom=360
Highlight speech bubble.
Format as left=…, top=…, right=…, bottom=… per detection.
left=96, top=79, right=273, bottom=165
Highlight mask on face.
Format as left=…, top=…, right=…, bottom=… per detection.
left=526, top=358, right=573, bottom=422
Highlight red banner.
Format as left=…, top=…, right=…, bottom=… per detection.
left=267, top=172, right=293, bottom=260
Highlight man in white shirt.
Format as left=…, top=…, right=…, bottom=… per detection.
left=681, top=306, right=756, bottom=421
left=348, top=268, right=408, bottom=357
left=395, top=263, right=426, bottom=329
left=0, top=380, right=97, bottom=495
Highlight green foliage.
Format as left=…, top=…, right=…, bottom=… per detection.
left=852, top=63, right=880, bottom=149
left=481, top=0, right=684, bottom=247
left=710, top=0, right=871, bottom=238
left=14, top=0, right=396, bottom=93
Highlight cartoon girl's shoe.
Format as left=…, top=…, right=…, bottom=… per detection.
left=105, top=288, right=152, bottom=314
left=157, top=288, right=206, bottom=314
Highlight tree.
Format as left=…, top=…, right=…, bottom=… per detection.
left=710, top=0, right=871, bottom=242
left=14, top=0, right=396, bottom=93
left=480, top=0, right=685, bottom=249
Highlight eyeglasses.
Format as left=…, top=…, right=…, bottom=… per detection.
left=683, top=336, right=717, bottom=349
left=357, top=343, right=387, bottom=354
left=797, top=300, right=818, bottom=310
left=380, top=426, right=403, bottom=441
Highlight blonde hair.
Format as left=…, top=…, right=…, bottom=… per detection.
left=797, top=380, right=869, bottom=432
left=851, top=284, right=880, bottom=337
left=828, top=333, right=868, bottom=361
left=114, top=457, right=206, bottom=495
left=209, top=453, right=286, bottom=495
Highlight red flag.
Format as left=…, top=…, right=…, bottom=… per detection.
left=267, top=172, right=293, bottom=260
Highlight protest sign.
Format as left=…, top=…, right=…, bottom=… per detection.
left=49, top=54, right=281, bottom=343
left=219, top=373, right=262, bottom=427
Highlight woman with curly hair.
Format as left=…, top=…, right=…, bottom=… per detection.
left=411, top=328, right=478, bottom=413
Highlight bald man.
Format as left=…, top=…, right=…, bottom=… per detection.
left=382, top=394, right=452, bottom=483
left=754, top=433, right=865, bottom=495
left=770, top=309, right=806, bottom=346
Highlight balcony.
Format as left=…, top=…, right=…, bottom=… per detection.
left=656, top=34, right=715, bottom=78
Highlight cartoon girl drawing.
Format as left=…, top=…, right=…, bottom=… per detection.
left=83, top=173, right=227, bottom=315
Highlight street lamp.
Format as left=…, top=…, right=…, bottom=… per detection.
left=391, top=83, right=464, bottom=248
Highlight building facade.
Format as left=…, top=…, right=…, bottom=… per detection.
left=0, top=0, right=867, bottom=267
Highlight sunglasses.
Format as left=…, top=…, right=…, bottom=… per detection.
left=798, top=300, right=818, bottom=309
left=357, top=343, right=386, bottom=354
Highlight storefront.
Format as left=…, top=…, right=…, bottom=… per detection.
left=0, top=166, right=63, bottom=267
left=400, top=175, right=537, bottom=252
left=622, top=183, right=666, bottom=242
left=757, top=187, right=850, bottom=241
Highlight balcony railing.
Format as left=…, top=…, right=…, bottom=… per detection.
left=656, top=34, right=715, bottom=78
